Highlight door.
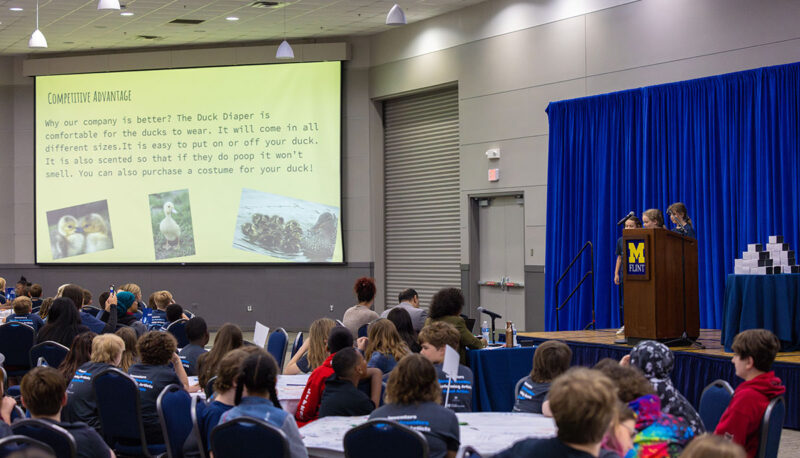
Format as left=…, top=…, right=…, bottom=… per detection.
left=476, top=195, right=525, bottom=330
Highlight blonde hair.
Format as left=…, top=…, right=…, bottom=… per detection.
left=0, top=277, right=5, bottom=291
left=56, top=284, right=69, bottom=298
left=549, top=368, right=617, bottom=445
left=12, top=296, right=33, bottom=315
left=643, top=209, right=664, bottom=227
left=39, top=297, right=54, bottom=319
left=118, top=283, right=142, bottom=301
left=307, top=318, right=336, bottom=370
left=152, top=290, right=174, bottom=310
left=91, top=334, right=125, bottom=364
left=365, top=319, right=409, bottom=362
left=681, top=434, right=745, bottom=458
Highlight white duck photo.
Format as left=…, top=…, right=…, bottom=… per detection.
left=148, top=189, right=196, bottom=260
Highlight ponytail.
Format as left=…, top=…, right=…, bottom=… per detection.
left=268, top=384, right=281, bottom=409
left=234, top=350, right=280, bottom=406
left=234, top=373, right=246, bottom=405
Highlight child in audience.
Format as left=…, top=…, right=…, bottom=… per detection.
left=128, top=331, right=195, bottom=445
left=64, top=333, right=125, bottom=431
left=418, top=321, right=474, bottom=412
left=30, top=283, right=43, bottom=309
left=39, top=297, right=54, bottom=320
left=513, top=340, right=572, bottom=414
left=496, top=368, right=617, bottom=458
left=150, top=290, right=174, bottom=329
left=361, top=318, right=409, bottom=374
left=21, top=366, right=114, bottom=458
left=61, top=284, right=111, bottom=335
left=37, top=298, right=91, bottom=347
left=387, top=307, right=421, bottom=353
left=82, top=289, right=92, bottom=308
left=342, top=277, right=379, bottom=337
left=600, top=403, right=637, bottom=458
left=58, top=331, right=97, bottom=383
left=370, top=354, right=460, bottom=458
left=0, top=375, right=14, bottom=434
left=319, top=347, right=375, bottom=418
left=179, top=317, right=209, bottom=376
left=0, top=277, right=6, bottom=304
left=715, top=329, right=785, bottom=458
left=5, top=296, right=45, bottom=332
left=682, top=434, right=746, bottom=458
left=197, top=323, right=243, bottom=389
left=624, top=340, right=704, bottom=433
left=284, top=318, right=336, bottom=375
left=114, top=327, right=139, bottom=371
left=165, top=303, right=185, bottom=324
left=102, top=291, right=145, bottom=336
left=218, top=351, right=309, bottom=458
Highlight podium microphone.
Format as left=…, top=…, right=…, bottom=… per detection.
left=476, top=307, right=502, bottom=319
left=617, top=211, right=635, bottom=225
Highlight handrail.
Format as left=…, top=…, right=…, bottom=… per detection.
left=554, top=241, right=596, bottom=331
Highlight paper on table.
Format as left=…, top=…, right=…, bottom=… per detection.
left=254, top=321, right=269, bottom=348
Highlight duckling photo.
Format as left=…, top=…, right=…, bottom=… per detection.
left=46, top=200, right=114, bottom=259
left=148, top=189, right=196, bottom=260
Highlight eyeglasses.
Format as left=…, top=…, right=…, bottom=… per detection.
left=621, top=423, right=637, bottom=439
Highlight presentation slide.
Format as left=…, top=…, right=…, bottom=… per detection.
left=35, top=62, right=342, bottom=264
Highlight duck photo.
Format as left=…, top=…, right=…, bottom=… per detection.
left=80, top=213, right=114, bottom=253
left=149, top=189, right=196, bottom=260
left=46, top=200, right=114, bottom=260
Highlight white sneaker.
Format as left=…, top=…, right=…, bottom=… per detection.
left=616, top=325, right=625, bottom=336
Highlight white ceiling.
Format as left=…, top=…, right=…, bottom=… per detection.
left=0, top=0, right=488, bottom=55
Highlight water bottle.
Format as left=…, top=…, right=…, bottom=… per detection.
left=481, top=320, right=490, bottom=344
left=512, top=323, right=518, bottom=347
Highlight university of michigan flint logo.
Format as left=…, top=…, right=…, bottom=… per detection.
left=627, top=240, right=646, bottom=275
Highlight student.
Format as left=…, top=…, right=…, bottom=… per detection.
left=150, top=290, right=174, bottom=329
left=370, top=354, right=460, bottom=458
left=0, top=375, right=14, bottom=436
left=667, top=202, right=696, bottom=239
left=513, top=340, right=572, bottom=414
left=387, top=307, right=421, bottom=353
left=715, top=329, right=785, bottom=458
left=295, top=326, right=381, bottom=426
left=0, top=277, right=6, bottom=304
left=641, top=209, right=664, bottom=229
left=101, top=291, right=146, bottom=336
left=114, top=327, right=139, bottom=371
left=63, top=333, right=125, bottom=431
left=58, top=331, right=97, bottom=383
left=284, top=318, right=336, bottom=375
left=197, top=323, right=243, bottom=389
left=178, top=317, right=208, bottom=376
left=682, top=434, right=746, bottom=458
left=613, top=216, right=641, bottom=335
left=600, top=403, right=637, bottom=458
left=39, top=297, right=54, bottom=321
left=218, top=351, right=309, bottom=458
left=165, top=303, right=185, bottom=324
left=362, top=318, right=409, bottom=374
left=425, top=288, right=486, bottom=364
left=5, top=296, right=45, bottom=332
left=36, top=298, right=91, bottom=347
left=128, top=331, right=195, bottom=445
left=624, top=340, right=704, bottom=434
left=61, top=284, right=114, bottom=335
left=318, top=347, right=375, bottom=418
left=418, top=321, right=474, bottom=412
left=82, top=289, right=92, bottom=308
left=495, top=368, right=617, bottom=458
left=20, top=366, right=115, bottom=458
left=342, top=277, right=380, bottom=338
left=30, top=283, right=43, bottom=309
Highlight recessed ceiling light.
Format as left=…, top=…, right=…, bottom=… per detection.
left=9, top=7, right=23, bottom=12
left=120, top=11, right=134, bottom=16
left=226, top=16, right=239, bottom=21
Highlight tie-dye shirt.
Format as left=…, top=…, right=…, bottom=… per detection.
left=625, top=394, right=694, bottom=458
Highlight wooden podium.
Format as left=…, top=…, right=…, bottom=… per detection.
left=622, top=228, right=699, bottom=341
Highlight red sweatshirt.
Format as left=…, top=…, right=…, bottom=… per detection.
left=295, top=353, right=335, bottom=427
left=715, top=371, right=785, bottom=458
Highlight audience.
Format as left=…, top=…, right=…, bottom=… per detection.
left=20, top=366, right=115, bottom=458
left=370, top=354, right=460, bottom=458
left=179, top=317, right=209, bottom=376
left=425, top=288, right=485, bottom=364
left=387, top=307, right=421, bottom=353
left=682, top=434, right=746, bottom=458
left=513, top=340, right=572, bottom=415
left=82, top=289, right=92, bottom=308
left=342, top=277, right=379, bottom=337
left=114, top=327, right=139, bottom=371
left=61, top=284, right=113, bottom=335
left=39, top=296, right=54, bottom=320
left=0, top=374, right=14, bottom=431
left=361, top=318, right=409, bottom=374
left=715, top=329, right=784, bottom=458
left=381, top=288, right=427, bottom=332
left=218, top=351, right=309, bottom=458
left=197, top=323, right=243, bottom=389
left=165, top=303, right=185, bottom=324
left=29, top=283, right=43, bottom=309
left=63, top=333, right=125, bottom=431
left=0, top=277, right=6, bottom=304
left=101, top=291, right=145, bottom=336
left=150, top=290, right=173, bottom=329
left=58, top=331, right=98, bottom=383
left=5, top=296, right=45, bottom=332
left=418, top=321, right=474, bottom=412
left=284, top=318, right=336, bottom=375
left=318, top=347, right=375, bottom=418
left=495, top=367, right=617, bottom=458
left=36, top=298, right=91, bottom=347
left=600, top=403, right=637, bottom=458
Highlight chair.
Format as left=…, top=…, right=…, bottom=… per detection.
left=210, top=417, right=289, bottom=458
left=167, top=319, right=190, bottom=348
left=267, top=328, right=289, bottom=369
left=343, top=419, right=429, bottom=458
left=10, top=405, right=26, bottom=422
left=357, top=324, right=368, bottom=338
left=290, top=332, right=303, bottom=358
left=11, top=419, right=76, bottom=458
left=698, top=379, right=734, bottom=432
left=204, top=376, right=217, bottom=399
left=456, top=445, right=482, bottom=458
left=189, top=396, right=208, bottom=458
left=158, top=384, right=192, bottom=458
left=0, top=322, right=35, bottom=376
left=757, top=396, right=785, bottom=458
left=93, top=367, right=166, bottom=457
left=513, top=376, right=526, bottom=402
left=29, top=341, right=70, bottom=369
left=0, top=435, right=55, bottom=456
left=336, top=319, right=346, bottom=327
left=1, top=366, right=7, bottom=394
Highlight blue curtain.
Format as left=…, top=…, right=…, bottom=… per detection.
left=545, top=62, right=800, bottom=331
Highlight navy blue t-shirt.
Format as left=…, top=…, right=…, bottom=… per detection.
left=6, top=313, right=45, bottom=332
left=150, top=309, right=169, bottom=329
left=369, top=401, right=459, bottom=458
left=495, top=437, right=594, bottom=458
left=41, top=419, right=112, bottom=458
left=434, top=363, right=473, bottom=412
left=64, top=361, right=114, bottom=430
left=178, top=344, right=207, bottom=377
left=128, top=363, right=181, bottom=444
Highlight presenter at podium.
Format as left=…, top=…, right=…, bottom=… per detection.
left=642, top=208, right=665, bottom=229
left=667, top=202, right=696, bottom=239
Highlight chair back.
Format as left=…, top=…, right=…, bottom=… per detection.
left=757, top=396, right=785, bottom=458
left=10, top=405, right=26, bottom=422
left=205, top=376, right=217, bottom=399
left=343, top=419, right=429, bottom=458
left=167, top=320, right=190, bottom=348
left=29, top=341, right=70, bottom=368
left=189, top=396, right=208, bottom=458
left=267, top=328, right=289, bottom=369
left=210, top=417, right=289, bottom=458
left=158, top=384, right=192, bottom=458
left=0, top=435, right=56, bottom=456
left=513, top=376, right=526, bottom=403
left=11, top=419, right=77, bottom=458
left=698, top=379, right=734, bottom=432
left=290, top=332, right=303, bottom=358
left=456, top=445, right=482, bottom=458
left=0, top=322, right=35, bottom=373
left=357, top=324, right=368, bottom=338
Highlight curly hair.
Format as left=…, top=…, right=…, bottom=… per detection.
left=418, top=321, right=460, bottom=349
left=385, top=354, right=440, bottom=405
left=354, top=277, right=376, bottom=304
left=428, top=288, right=464, bottom=319
left=365, top=319, right=409, bottom=362
left=593, top=358, right=654, bottom=402
left=137, top=331, right=177, bottom=366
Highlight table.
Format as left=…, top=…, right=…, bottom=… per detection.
left=300, top=412, right=555, bottom=457
left=467, top=346, right=537, bottom=412
left=722, top=274, right=800, bottom=352
left=189, top=374, right=309, bottom=416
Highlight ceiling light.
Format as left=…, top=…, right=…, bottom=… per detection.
left=9, top=7, right=23, bottom=12
left=226, top=16, right=239, bottom=21
left=386, top=4, right=406, bottom=25
left=28, top=1, right=46, bottom=48
left=98, top=0, right=121, bottom=10
left=120, top=11, right=133, bottom=16
left=276, top=3, right=293, bottom=59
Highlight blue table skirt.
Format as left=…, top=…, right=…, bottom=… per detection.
left=722, top=274, right=800, bottom=352
left=468, top=346, right=537, bottom=412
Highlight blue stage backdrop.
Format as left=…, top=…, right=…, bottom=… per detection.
left=545, top=62, right=800, bottom=331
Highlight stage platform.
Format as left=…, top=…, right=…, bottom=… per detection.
left=508, top=329, right=799, bottom=429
